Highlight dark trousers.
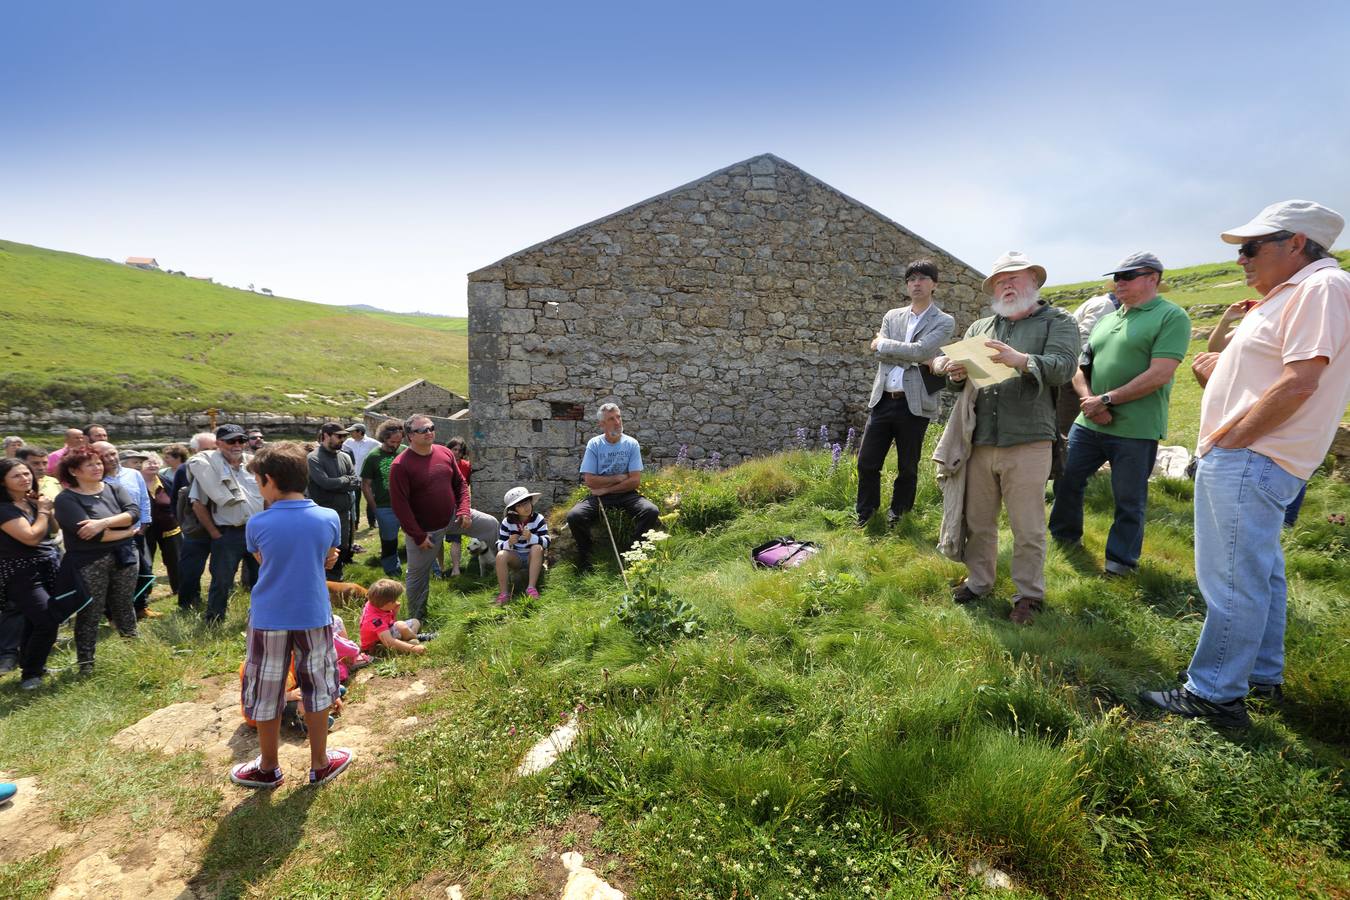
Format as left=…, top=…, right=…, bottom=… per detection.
left=206, top=526, right=259, bottom=622
left=132, top=533, right=157, bottom=612
left=1048, top=424, right=1159, bottom=570
left=856, top=394, right=932, bottom=522
left=318, top=503, right=353, bottom=580
left=3, top=560, right=60, bottom=680
left=178, top=535, right=210, bottom=609
left=565, top=491, right=660, bottom=567
left=145, top=525, right=181, bottom=594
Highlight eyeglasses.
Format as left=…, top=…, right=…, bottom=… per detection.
left=1237, top=233, right=1292, bottom=260
left=1112, top=269, right=1156, bottom=283
left=409, top=426, right=436, bottom=434
left=221, top=437, right=247, bottom=445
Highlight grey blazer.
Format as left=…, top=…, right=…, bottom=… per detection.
left=868, top=304, right=957, bottom=417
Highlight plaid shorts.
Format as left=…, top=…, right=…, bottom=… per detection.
left=241, top=624, right=339, bottom=723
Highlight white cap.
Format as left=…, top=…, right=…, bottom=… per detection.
left=503, top=486, right=542, bottom=512
left=1221, top=199, right=1344, bottom=249
left=981, top=251, right=1048, bottom=295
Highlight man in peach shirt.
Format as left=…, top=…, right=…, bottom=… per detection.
left=1141, top=200, right=1350, bottom=730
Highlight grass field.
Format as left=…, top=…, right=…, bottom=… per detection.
left=0, top=240, right=468, bottom=417
left=0, top=442, right=1346, bottom=898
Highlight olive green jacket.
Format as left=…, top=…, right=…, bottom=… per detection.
left=947, top=305, right=1081, bottom=447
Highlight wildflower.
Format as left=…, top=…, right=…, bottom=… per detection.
left=675, top=443, right=689, bottom=467
left=794, top=426, right=808, bottom=450
left=829, top=442, right=842, bottom=473
left=709, top=451, right=721, bottom=470
left=819, top=424, right=830, bottom=448
left=844, top=426, right=856, bottom=454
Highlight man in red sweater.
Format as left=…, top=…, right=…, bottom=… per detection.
left=388, top=415, right=499, bottom=620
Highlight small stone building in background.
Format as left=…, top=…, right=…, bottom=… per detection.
left=361, top=379, right=468, bottom=434
left=466, top=153, right=987, bottom=508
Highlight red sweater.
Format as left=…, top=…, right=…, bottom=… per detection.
left=388, top=445, right=472, bottom=546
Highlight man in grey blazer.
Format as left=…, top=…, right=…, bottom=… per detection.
left=856, top=259, right=957, bottom=526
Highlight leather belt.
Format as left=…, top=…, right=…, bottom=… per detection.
left=884, top=390, right=905, bottom=399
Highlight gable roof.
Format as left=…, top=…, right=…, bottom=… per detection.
left=364, top=378, right=465, bottom=411
left=125, top=256, right=159, bottom=266
left=470, top=152, right=983, bottom=278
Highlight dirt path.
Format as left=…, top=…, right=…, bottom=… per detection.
left=0, top=669, right=438, bottom=898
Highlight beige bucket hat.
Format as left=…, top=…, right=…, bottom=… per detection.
left=982, top=251, right=1048, bottom=295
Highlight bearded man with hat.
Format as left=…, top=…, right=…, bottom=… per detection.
left=308, top=423, right=361, bottom=582
left=1048, top=251, right=1191, bottom=576
left=1141, top=200, right=1350, bottom=730
left=935, top=251, right=1080, bottom=624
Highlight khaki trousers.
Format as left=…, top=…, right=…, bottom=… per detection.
left=963, top=441, right=1052, bottom=600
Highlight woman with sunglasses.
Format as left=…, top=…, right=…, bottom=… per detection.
left=0, top=457, right=60, bottom=689
left=54, top=446, right=141, bottom=675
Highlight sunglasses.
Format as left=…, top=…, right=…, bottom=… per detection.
left=1237, top=233, right=1292, bottom=259
left=409, top=426, right=436, bottom=434
left=1112, top=269, right=1156, bottom=283
left=222, top=437, right=247, bottom=445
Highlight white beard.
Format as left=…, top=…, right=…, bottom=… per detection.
left=991, top=288, right=1040, bottom=319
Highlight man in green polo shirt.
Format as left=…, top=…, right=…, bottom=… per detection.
left=1049, top=251, right=1191, bottom=575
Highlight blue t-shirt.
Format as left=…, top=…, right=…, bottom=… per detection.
left=244, top=499, right=341, bottom=630
left=579, top=433, right=644, bottom=477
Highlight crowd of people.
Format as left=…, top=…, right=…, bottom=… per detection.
left=862, top=198, right=1349, bottom=730
left=0, top=198, right=1344, bottom=802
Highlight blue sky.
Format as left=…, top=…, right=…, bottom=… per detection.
left=3, top=1, right=1347, bottom=314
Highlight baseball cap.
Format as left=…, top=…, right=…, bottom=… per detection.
left=347, top=422, right=367, bottom=433
left=320, top=422, right=350, bottom=437
left=1103, top=251, right=1164, bottom=276
left=1221, top=200, right=1344, bottom=249
left=215, top=424, right=247, bottom=441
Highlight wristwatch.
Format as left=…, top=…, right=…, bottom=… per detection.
left=1099, top=393, right=1115, bottom=408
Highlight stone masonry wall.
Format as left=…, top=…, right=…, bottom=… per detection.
left=365, top=381, right=468, bottom=422
left=467, top=155, right=987, bottom=509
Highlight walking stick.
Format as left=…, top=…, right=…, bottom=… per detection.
left=597, top=500, right=631, bottom=592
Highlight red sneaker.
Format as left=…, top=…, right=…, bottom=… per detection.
left=309, top=748, right=354, bottom=786
left=230, top=757, right=283, bottom=789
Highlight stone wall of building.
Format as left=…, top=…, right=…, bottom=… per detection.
left=467, top=154, right=987, bottom=509
left=365, top=380, right=468, bottom=421
left=0, top=406, right=333, bottom=441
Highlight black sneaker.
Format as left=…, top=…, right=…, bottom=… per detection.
left=1248, top=682, right=1284, bottom=704
left=951, top=583, right=985, bottom=605
left=415, top=631, right=438, bottom=642
left=1139, top=685, right=1251, bottom=730
left=0, top=656, right=17, bottom=675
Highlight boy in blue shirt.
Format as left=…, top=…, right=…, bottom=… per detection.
left=563, top=403, right=660, bottom=571
left=229, top=442, right=353, bottom=789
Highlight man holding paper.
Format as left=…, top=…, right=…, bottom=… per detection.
left=856, top=259, right=956, bottom=527
left=935, top=251, right=1079, bottom=625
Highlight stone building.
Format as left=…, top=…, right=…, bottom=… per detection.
left=466, top=153, right=987, bottom=509
left=361, top=379, right=467, bottom=433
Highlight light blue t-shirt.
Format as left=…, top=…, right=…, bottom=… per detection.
left=245, top=499, right=341, bottom=630
left=106, top=467, right=151, bottom=527
left=580, top=433, right=644, bottom=477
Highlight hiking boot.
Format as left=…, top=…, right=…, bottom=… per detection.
left=1248, top=682, right=1284, bottom=704
left=1009, top=595, right=1043, bottom=625
left=1139, top=685, right=1251, bottom=730
left=230, top=757, right=284, bottom=789
left=309, top=748, right=353, bottom=786
left=951, top=583, right=985, bottom=605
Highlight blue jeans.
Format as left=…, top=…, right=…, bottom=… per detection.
left=206, top=526, right=259, bottom=621
left=1048, top=424, right=1158, bottom=571
left=1185, top=447, right=1305, bottom=703
left=374, top=506, right=403, bottom=576
left=177, top=536, right=211, bottom=609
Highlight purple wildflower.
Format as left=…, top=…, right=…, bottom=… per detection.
left=829, top=442, right=842, bottom=473
left=819, top=424, right=830, bottom=449
left=794, top=427, right=808, bottom=450
left=844, top=427, right=857, bottom=454
left=675, top=444, right=689, bottom=467
left=709, top=451, right=722, bottom=471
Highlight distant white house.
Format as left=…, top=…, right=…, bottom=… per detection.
left=125, top=257, right=160, bottom=270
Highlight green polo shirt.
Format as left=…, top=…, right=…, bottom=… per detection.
left=1078, top=295, right=1191, bottom=441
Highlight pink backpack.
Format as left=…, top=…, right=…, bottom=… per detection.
left=751, top=538, right=819, bottom=569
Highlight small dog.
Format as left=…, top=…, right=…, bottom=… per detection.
left=326, top=581, right=368, bottom=605
left=466, top=537, right=492, bottom=576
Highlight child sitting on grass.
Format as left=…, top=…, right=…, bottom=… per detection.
left=229, top=441, right=352, bottom=790
left=495, top=486, right=549, bottom=605
left=359, top=578, right=435, bottom=655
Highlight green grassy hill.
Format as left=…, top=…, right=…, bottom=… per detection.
left=0, top=240, right=468, bottom=416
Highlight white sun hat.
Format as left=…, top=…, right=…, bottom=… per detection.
left=503, top=486, right=542, bottom=512
left=1221, top=199, right=1344, bottom=249
left=981, top=251, right=1048, bottom=295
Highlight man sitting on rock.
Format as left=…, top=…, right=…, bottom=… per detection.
left=565, top=403, right=660, bottom=572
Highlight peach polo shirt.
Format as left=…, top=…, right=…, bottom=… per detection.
left=1198, top=258, right=1350, bottom=479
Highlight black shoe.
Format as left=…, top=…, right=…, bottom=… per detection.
left=1248, top=682, right=1284, bottom=704
left=951, top=583, right=985, bottom=605
left=0, top=656, right=17, bottom=675
left=1139, top=685, right=1251, bottom=730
